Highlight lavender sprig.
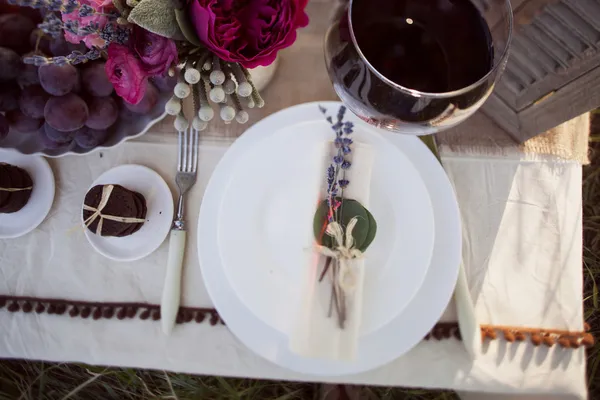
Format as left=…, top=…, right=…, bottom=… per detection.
left=24, top=47, right=101, bottom=66
left=8, top=0, right=78, bottom=12
left=318, top=104, right=355, bottom=329
left=320, top=105, right=354, bottom=222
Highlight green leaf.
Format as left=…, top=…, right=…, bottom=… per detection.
left=127, top=0, right=185, bottom=40
left=313, top=198, right=371, bottom=250
left=313, top=200, right=332, bottom=248
left=341, top=199, right=369, bottom=249
left=175, top=8, right=202, bottom=46
left=358, top=205, right=377, bottom=252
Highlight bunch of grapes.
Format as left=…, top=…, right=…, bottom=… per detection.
left=0, top=3, right=176, bottom=151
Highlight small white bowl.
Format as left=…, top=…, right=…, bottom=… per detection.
left=0, top=149, right=55, bottom=238
left=82, top=164, right=174, bottom=262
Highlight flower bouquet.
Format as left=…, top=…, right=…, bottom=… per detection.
left=9, top=0, right=309, bottom=134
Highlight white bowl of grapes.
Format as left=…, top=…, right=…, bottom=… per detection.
left=0, top=5, right=172, bottom=157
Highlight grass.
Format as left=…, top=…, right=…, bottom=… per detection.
left=0, top=113, right=598, bottom=400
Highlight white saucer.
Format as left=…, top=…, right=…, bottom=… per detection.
left=82, top=164, right=174, bottom=262
left=0, top=149, right=55, bottom=239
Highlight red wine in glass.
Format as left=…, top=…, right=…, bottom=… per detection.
left=324, top=0, right=512, bottom=135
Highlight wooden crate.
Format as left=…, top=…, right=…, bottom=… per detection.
left=480, top=0, right=600, bottom=141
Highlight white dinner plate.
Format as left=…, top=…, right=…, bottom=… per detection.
left=82, top=164, right=174, bottom=262
left=0, top=149, right=55, bottom=239
left=198, top=102, right=461, bottom=375
left=217, top=117, right=435, bottom=336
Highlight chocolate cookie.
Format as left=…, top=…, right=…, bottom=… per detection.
left=0, top=163, right=12, bottom=208
left=83, top=184, right=146, bottom=237
left=116, top=192, right=146, bottom=237
left=0, top=164, right=33, bottom=214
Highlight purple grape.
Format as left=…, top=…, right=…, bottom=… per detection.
left=85, top=96, right=118, bottom=130
left=6, top=109, right=42, bottom=132
left=0, top=80, right=19, bottom=111
left=74, top=127, right=108, bottom=149
left=38, top=63, right=79, bottom=96
left=29, top=30, right=51, bottom=55
left=0, top=14, right=35, bottom=53
left=151, top=74, right=177, bottom=92
left=18, top=52, right=41, bottom=87
left=19, top=85, right=49, bottom=119
left=43, top=122, right=76, bottom=144
left=38, top=127, right=73, bottom=150
left=44, top=93, right=89, bottom=132
left=49, top=35, right=70, bottom=56
left=118, top=104, right=138, bottom=122
left=0, top=46, right=20, bottom=81
left=18, top=63, right=40, bottom=87
left=124, top=82, right=158, bottom=114
left=0, top=114, right=9, bottom=140
left=81, top=62, right=113, bottom=97
left=67, top=41, right=87, bottom=54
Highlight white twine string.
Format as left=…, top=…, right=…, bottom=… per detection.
left=0, top=186, right=32, bottom=192
left=83, top=185, right=146, bottom=236
left=317, top=217, right=363, bottom=293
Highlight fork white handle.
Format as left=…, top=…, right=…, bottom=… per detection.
left=161, top=229, right=186, bottom=335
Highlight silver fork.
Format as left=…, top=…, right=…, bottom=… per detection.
left=161, top=124, right=199, bottom=335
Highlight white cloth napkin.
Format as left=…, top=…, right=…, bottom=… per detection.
left=0, top=132, right=587, bottom=400
left=290, top=142, right=374, bottom=361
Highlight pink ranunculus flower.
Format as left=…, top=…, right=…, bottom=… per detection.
left=105, top=44, right=149, bottom=105
left=132, top=27, right=179, bottom=76
left=189, top=0, right=309, bottom=69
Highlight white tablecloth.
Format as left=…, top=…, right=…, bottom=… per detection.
left=0, top=128, right=586, bottom=399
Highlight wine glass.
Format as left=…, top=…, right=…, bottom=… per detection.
left=324, top=0, right=513, bottom=135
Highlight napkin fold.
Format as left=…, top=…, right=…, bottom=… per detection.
left=289, top=142, right=374, bottom=361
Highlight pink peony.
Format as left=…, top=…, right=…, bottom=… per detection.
left=189, top=0, right=309, bottom=69
left=105, top=44, right=148, bottom=105
left=132, top=27, right=178, bottom=76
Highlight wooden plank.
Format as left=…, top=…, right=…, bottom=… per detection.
left=482, top=93, right=521, bottom=136
left=513, top=50, right=600, bottom=110
left=518, top=64, right=600, bottom=139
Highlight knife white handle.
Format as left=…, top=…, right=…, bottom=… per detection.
left=161, top=229, right=186, bottom=335
left=454, top=262, right=481, bottom=358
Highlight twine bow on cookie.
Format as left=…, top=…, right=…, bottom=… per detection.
left=83, top=185, right=145, bottom=236
left=0, top=186, right=33, bottom=192
left=317, top=217, right=363, bottom=293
